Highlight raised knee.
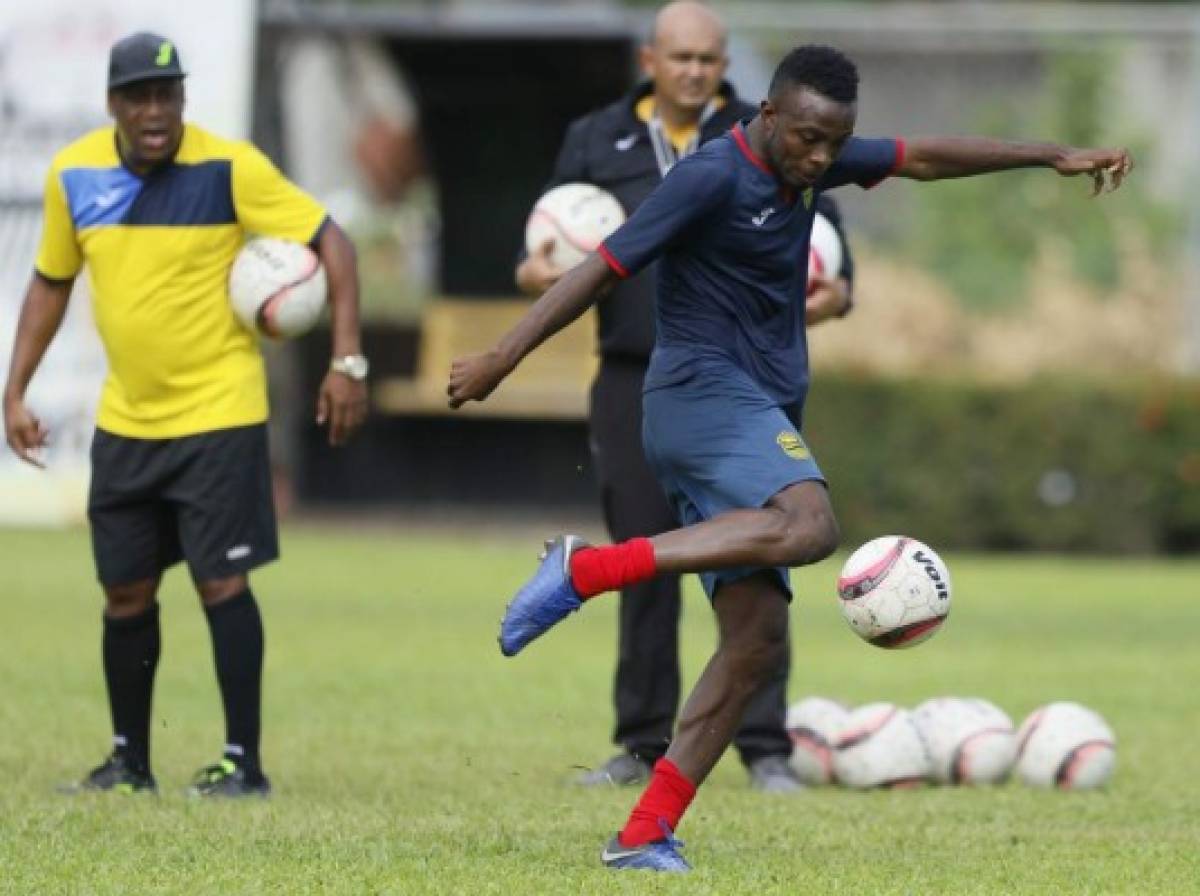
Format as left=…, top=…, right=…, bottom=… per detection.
left=805, top=514, right=841, bottom=564
left=765, top=511, right=840, bottom=567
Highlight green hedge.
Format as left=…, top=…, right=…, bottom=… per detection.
left=803, top=374, right=1200, bottom=554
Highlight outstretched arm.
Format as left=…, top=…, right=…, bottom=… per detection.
left=3, top=274, right=73, bottom=467
left=897, top=137, right=1133, bottom=194
left=448, top=253, right=615, bottom=408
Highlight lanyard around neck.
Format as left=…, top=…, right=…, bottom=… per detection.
left=646, top=98, right=720, bottom=179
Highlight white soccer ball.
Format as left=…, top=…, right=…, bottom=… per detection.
left=524, top=183, right=626, bottom=271
left=229, top=237, right=328, bottom=339
left=1015, top=702, right=1116, bottom=790
left=807, top=211, right=843, bottom=293
left=785, top=696, right=850, bottom=785
left=832, top=702, right=931, bottom=789
left=912, top=697, right=1017, bottom=785
left=837, top=536, right=952, bottom=648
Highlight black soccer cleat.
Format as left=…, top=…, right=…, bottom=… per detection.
left=575, top=752, right=653, bottom=788
left=187, top=759, right=271, bottom=798
left=59, top=752, right=157, bottom=795
left=746, top=754, right=805, bottom=793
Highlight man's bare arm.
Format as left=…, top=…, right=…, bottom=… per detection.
left=3, top=273, right=74, bottom=467
left=897, top=137, right=1133, bottom=194
left=313, top=220, right=368, bottom=446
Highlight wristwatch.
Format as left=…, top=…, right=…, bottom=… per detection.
left=330, top=354, right=370, bottom=380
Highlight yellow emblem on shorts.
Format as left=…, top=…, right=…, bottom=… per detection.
left=776, top=431, right=809, bottom=460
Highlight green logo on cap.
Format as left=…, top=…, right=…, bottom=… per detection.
left=155, top=41, right=174, bottom=67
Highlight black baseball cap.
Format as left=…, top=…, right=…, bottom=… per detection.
left=107, top=32, right=187, bottom=90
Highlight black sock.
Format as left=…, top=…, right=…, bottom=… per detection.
left=203, top=589, right=264, bottom=773
left=102, top=603, right=161, bottom=773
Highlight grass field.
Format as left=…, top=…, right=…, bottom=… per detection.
left=1, top=522, right=1198, bottom=894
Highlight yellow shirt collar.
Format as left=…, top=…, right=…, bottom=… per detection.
left=635, top=95, right=726, bottom=153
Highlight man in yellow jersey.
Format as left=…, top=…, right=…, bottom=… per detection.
left=516, top=1, right=854, bottom=792
left=2, top=32, right=369, bottom=797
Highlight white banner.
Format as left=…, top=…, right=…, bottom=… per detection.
left=0, top=0, right=255, bottom=525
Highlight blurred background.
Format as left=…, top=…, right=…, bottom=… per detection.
left=2, top=0, right=1198, bottom=553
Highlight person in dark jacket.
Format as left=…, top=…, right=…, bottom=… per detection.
left=515, top=0, right=854, bottom=792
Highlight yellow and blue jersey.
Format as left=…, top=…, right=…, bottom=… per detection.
left=36, top=124, right=327, bottom=439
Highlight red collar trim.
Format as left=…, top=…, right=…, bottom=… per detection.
left=731, top=123, right=773, bottom=176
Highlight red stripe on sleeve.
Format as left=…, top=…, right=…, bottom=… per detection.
left=597, top=242, right=630, bottom=278
left=889, top=138, right=907, bottom=177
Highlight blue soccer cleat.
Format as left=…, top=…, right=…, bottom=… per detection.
left=600, top=822, right=691, bottom=872
left=498, top=535, right=587, bottom=657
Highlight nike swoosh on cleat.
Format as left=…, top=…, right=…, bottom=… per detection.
left=601, top=846, right=643, bottom=862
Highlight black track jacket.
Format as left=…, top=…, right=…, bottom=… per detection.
left=536, top=80, right=854, bottom=362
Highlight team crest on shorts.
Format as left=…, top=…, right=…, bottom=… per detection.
left=776, top=431, right=810, bottom=460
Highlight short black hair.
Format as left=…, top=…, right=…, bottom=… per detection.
left=768, top=45, right=858, bottom=104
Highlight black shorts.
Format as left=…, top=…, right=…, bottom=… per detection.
left=88, top=423, right=279, bottom=587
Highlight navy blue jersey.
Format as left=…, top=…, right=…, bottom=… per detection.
left=600, top=123, right=902, bottom=408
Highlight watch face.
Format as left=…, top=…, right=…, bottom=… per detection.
left=335, top=355, right=369, bottom=379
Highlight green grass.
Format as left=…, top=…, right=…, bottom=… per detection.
left=1, top=524, right=1198, bottom=894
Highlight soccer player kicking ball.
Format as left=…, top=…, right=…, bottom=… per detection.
left=447, top=45, right=1131, bottom=872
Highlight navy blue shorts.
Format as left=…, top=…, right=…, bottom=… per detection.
left=641, top=363, right=825, bottom=600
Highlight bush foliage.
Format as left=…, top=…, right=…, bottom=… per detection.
left=806, top=373, right=1200, bottom=554
left=902, top=48, right=1180, bottom=313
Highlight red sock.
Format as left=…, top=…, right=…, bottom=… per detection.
left=618, top=758, right=696, bottom=847
left=569, top=538, right=657, bottom=599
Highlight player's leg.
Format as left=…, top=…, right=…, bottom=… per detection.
left=650, top=480, right=839, bottom=573
left=70, top=429, right=182, bottom=794
left=610, top=565, right=681, bottom=775
left=500, top=479, right=837, bottom=656
left=189, top=572, right=270, bottom=797
left=734, top=634, right=797, bottom=791
left=580, top=360, right=681, bottom=786
left=729, top=398, right=810, bottom=791
left=498, top=367, right=837, bottom=656
left=641, top=483, right=827, bottom=792
left=71, top=577, right=165, bottom=793
left=172, top=424, right=277, bottom=798
left=602, top=571, right=789, bottom=871
left=662, top=572, right=789, bottom=784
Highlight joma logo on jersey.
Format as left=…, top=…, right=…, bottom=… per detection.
left=913, top=550, right=950, bottom=600
left=751, top=206, right=776, bottom=227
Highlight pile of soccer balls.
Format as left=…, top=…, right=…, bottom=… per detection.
left=814, top=535, right=1116, bottom=790
left=786, top=696, right=1116, bottom=790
